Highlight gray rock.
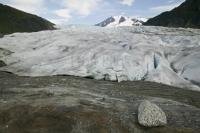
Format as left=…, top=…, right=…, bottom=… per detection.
left=138, top=100, right=167, bottom=127
left=0, top=34, right=3, bottom=38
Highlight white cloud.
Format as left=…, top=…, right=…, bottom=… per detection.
left=49, top=18, right=69, bottom=25
left=53, top=9, right=71, bottom=24
left=150, top=3, right=181, bottom=12
left=51, top=0, right=103, bottom=24
left=7, top=0, right=45, bottom=15
left=62, top=0, right=102, bottom=16
left=54, top=9, right=71, bottom=19
left=168, top=0, right=175, bottom=4
left=1, top=0, right=138, bottom=25
left=120, top=0, right=135, bottom=6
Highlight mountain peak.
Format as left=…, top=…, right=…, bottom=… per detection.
left=95, top=16, right=147, bottom=27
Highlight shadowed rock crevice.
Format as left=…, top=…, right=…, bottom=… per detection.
left=0, top=60, right=6, bottom=67
left=153, top=54, right=160, bottom=69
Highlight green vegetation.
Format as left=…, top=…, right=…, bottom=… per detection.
left=144, top=0, right=200, bottom=29
left=0, top=3, right=55, bottom=34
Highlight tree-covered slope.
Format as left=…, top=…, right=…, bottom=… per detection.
left=144, top=0, right=200, bottom=29
left=0, top=3, right=55, bottom=34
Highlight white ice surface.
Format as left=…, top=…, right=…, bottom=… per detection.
left=0, top=26, right=200, bottom=90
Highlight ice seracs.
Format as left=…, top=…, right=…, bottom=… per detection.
left=0, top=26, right=200, bottom=90
left=95, top=16, right=147, bottom=27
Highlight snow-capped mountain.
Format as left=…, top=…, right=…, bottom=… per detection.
left=95, top=16, right=147, bottom=27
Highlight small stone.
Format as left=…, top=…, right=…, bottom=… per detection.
left=138, top=100, right=167, bottom=127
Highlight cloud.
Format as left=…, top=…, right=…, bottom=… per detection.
left=62, top=0, right=102, bottom=16
left=1, top=0, right=138, bottom=25
left=51, top=0, right=103, bottom=24
left=7, top=0, right=45, bottom=15
left=150, top=3, right=181, bottom=12
left=168, top=0, right=175, bottom=4
left=120, top=0, right=135, bottom=6
left=54, top=9, right=71, bottom=19
left=53, top=9, right=71, bottom=24
left=49, top=18, right=69, bottom=25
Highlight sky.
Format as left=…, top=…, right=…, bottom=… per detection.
left=0, top=0, right=185, bottom=25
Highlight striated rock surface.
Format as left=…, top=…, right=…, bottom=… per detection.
left=0, top=72, right=200, bottom=133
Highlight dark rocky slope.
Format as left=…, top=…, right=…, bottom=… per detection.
left=0, top=3, right=55, bottom=34
left=0, top=71, right=200, bottom=133
left=144, top=0, right=200, bottom=28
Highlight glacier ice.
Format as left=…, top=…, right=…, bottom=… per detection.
left=0, top=26, right=200, bottom=90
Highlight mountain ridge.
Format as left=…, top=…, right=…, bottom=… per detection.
left=144, top=0, right=200, bottom=28
left=0, top=3, right=55, bottom=34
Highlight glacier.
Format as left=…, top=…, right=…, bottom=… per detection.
left=0, top=26, right=200, bottom=90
